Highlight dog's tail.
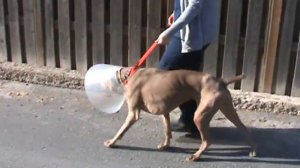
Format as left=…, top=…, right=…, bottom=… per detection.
left=224, top=74, right=245, bottom=86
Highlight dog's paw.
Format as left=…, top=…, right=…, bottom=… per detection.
left=157, top=143, right=169, bottom=150
left=104, top=139, right=115, bottom=148
left=186, top=154, right=201, bottom=162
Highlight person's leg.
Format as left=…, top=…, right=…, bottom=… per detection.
left=177, top=49, right=205, bottom=132
left=159, top=38, right=191, bottom=132
left=177, top=100, right=198, bottom=132
left=158, top=38, right=182, bottom=70
left=159, top=40, right=208, bottom=133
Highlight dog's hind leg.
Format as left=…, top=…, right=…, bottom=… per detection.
left=187, top=94, right=220, bottom=161
left=104, top=108, right=140, bottom=148
left=157, top=113, right=172, bottom=150
left=219, top=93, right=257, bottom=157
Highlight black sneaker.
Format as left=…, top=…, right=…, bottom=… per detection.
left=171, top=121, right=198, bottom=133
left=175, top=132, right=201, bottom=143
left=171, top=121, right=190, bottom=132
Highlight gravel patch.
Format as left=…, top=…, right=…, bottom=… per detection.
left=0, top=62, right=84, bottom=89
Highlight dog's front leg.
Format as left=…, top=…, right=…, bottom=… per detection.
left=104, top=110, right=139, bottom=148
left=157, top=113, right=172, bottom=150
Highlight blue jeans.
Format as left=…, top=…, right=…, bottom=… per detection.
left=158, top=38, right=207, bottom=127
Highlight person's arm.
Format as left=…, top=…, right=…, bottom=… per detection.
left=156, top=0, right=204, bottom=44
left=165, top=0, right=204, bottom=36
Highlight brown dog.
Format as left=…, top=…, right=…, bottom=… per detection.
left=104, top=68, right=257, bottom=161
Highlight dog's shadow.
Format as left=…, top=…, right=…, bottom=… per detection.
left=113, top=127, right=300, bottom=165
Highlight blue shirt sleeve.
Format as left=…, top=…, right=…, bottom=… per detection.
left=163, top=0, right=204, bottom=37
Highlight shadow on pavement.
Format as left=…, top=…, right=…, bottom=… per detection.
left=209, top=127, right=300, bottom=160
left=113, top=127, right=300, bottom=165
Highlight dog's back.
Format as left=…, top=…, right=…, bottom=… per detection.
left=125, top=68, right=205, bottom=115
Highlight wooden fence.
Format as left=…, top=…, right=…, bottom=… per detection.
left=0, top=0, right=299, bottom=97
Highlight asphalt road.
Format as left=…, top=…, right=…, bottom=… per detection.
left=0, top=80, right=300, bottom=168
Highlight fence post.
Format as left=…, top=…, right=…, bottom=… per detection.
left=274, top=0, right=298, bottom=95
left=44, top=0, right=55, bottom=67
left=23, top=0, right=38, bottom=65
left=7, top=0, right=22, bottom=63
left=292, top=32, right=300, bottom=97
left=34, top=0, right=45, bottom=66
left=241, top=0, right=264, bottom=92
left=0, top=0, right=7, bottom=62
left=128, top=0, right=142, bottom=66
left=74, top=0, right=88, bottom=72
left=91, top=0, right=105, bottom=65
left=58, top=0, right=71, bottom=69
left=110, top=0, right=123, bottom=66
left=259, top=0, right=283, bottom=93
left=146, top=0, right=161, bottom=68
left=222, top=0, right=243, bottom=89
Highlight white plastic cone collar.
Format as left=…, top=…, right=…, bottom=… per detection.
left=84, top=64, right=125, bottom=113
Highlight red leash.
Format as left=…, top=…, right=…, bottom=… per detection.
left=128, top=42, right=159, bottom=77
left=123, top=42, right=159, bottom=84
left=121, top=42, right=158, bottom=84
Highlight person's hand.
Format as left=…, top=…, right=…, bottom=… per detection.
left=168, top=13, right=174, bottom=27
left=155, top=32, right=169, bottom=45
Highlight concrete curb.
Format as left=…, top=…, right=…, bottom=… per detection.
left=1, top=62, right=300, bottom=116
